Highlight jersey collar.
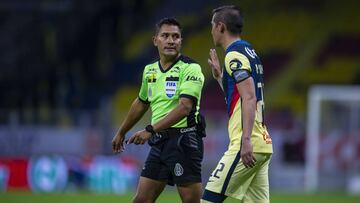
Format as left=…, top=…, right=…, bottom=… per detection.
left=225, top=39, right=248, bottom=53
left=158, top=55, right=182, bottom=73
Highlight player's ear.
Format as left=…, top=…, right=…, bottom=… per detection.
left=219, top=22, right=225, bottom=33
left=152, top=36, right=158, bottom=47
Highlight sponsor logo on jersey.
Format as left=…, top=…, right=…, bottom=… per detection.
left=174, top=163, right=184, bottom=176
left=170, top=66, right=180, bottom=73
left=229, top=59, right=242, bottom=71
left=186, top=75, right=202, bottom=82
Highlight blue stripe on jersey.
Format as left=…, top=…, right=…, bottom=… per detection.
left=220, top=152, right=241, bottom=195
left=252, top=70, right=262, bottom=102
left=202, top=189, right=227, bottom=203
left=224, top=72, right=234, bottom=114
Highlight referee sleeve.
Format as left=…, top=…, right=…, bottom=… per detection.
left=138, top=68, right=149, bottom=103
left=178, top=64, right=204, bottom=101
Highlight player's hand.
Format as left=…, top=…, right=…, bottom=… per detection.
left=240, top=138, right=256, bottom=168
left=208, top=48, right=222, bottom=80
left=112, top=132, right=125, bottom=153
left=127, top=130, right=152, bottom=145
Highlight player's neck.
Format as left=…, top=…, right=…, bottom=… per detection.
left=222, top=35, right=241, bottom=51
left=159, top=54, right=180, bottom=70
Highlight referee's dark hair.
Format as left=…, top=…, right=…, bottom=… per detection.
left=155, top=18, right=182, bottom=35
left=213, top=5, right=243, bottom=35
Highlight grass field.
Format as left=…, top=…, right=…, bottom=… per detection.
left=1, top=191, right=360, bottom=203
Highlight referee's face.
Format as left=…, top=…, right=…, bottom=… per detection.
left=153, top=24, right=182, bottom=58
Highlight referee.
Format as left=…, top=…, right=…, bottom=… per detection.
left=112, top=18, right=205, bottom=203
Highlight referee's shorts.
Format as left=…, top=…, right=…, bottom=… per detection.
left=141, top=126, right=204, bottom=186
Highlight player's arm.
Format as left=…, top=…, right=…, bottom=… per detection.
left=112, top=98, right=149, bottom=152
left=236, top=78, right=257, bottom=168
left=225, top=51, right=257, bottom=168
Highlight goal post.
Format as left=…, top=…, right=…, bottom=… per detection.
left=305, top=85, right=360, bottom=192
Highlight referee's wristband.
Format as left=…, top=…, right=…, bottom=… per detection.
left=145, top=124, right=156, bottom=135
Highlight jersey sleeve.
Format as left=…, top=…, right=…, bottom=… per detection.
left=225, top=51, right=252, bottom=83
left=138, top=67, right=150, bottom=104
left=178, top=64, right=204, bottom=101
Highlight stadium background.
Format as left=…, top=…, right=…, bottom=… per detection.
left=0, top=0, right=359, bottom=202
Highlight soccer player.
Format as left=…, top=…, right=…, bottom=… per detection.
left=112, top=18, right=205, bottom=203
left=201, top=5, right=273, bottom=203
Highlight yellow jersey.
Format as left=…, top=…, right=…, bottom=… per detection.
left=222, top=40, right=273, bottom=154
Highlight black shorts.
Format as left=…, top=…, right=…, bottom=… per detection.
left=140, top=127, right=204, bottom=186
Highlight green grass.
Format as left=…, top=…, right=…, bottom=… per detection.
left=1, top=191, right=359, bottom=203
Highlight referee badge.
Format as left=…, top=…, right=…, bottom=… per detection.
left=174, top=163, right=184, bottom=176
left=165, top=81, right=177, bottom=98
left=165, top=76, right=179, bottom=98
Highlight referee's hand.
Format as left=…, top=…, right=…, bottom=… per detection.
left=112, top=133, right=125, bottom=153
left=241, top=139, right=256, bottom=168
left=127, top=130, right=152, bottom=145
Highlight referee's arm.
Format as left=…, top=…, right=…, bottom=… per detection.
left=152, top=96, right=193, bottom=133
left=112, top=98, right=149, bottom=152
left=120, top=98, right=150, bottom=134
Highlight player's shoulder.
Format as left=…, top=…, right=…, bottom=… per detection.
left=226, top=40, right=258, bottom=60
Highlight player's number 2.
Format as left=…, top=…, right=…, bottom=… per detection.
left=213, top=162, right=225, bottom=178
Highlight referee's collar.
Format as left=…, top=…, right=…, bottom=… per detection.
left=158, top=54, right=182, bottom=73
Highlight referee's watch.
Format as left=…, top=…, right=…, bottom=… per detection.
left=145, top=124, right=156, bottom=135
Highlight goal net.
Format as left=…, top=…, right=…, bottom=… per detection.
left=305, top=85, right=360, bottom=193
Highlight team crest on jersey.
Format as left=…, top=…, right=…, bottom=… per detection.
left=229, top=59, right=242, bottom=71
left=174, top=163, right=184, bottom=176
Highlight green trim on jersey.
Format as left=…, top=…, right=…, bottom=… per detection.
left=138, top=55, right=204, bottom=128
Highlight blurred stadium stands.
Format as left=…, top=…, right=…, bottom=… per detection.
left=0, top=0, right=359, bottom=194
